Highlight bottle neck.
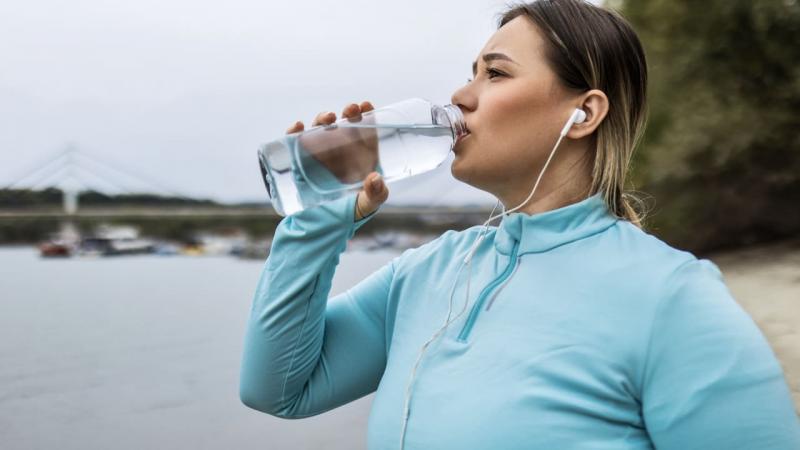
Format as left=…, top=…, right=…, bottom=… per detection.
left=435, top=104, right=468, bottom=143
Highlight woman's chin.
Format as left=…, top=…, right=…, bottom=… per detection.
left=449, top=157, right=470, bottom=183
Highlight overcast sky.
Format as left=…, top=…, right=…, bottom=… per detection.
left=0, top=0, right=599, bottom=207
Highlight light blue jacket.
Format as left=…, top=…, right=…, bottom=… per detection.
left=239, top=192, right=800, bottom=449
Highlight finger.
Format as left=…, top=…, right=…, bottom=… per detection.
left=343, top=103, right=362, bottom=122
left=370, top=173, right=388, bottom=202
left=312, top=111, right=336, bottom=126
left=361, top=172, right=376, bottom=195
left=367, top=172, right=384, bottom=195
left=359, top=173, right=387, bottom=210
left=286, top=120, right=304, bottom=134
left=342, top=103, right=360, bottom=119
left=311, top=111, right=335, bottom=126
left=360, top=101, right=375, bottom=112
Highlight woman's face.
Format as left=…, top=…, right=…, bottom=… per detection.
left=450, top=16, right=580, bottom=200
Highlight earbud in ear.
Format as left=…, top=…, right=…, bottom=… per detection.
left=574, top=108, right=587, bottom=124
left=560, top=108, right=588, bottom=136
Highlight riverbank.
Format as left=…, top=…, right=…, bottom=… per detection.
left=711, top=239, right=800, bottom=412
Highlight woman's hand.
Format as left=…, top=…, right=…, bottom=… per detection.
left=286, top=101, right=388, bottom=221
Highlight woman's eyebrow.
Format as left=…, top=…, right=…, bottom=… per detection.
left=472, top=52, right=519, bottom=76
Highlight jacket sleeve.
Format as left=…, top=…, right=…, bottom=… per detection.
left=239, top=193, right=394, bottom=419
left=641, top=259, right=800, bottom=449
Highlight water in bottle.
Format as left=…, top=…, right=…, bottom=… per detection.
left=257, top=97, right=468, bottom=216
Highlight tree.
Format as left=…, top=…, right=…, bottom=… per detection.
left=619, top=0, right=800, bottom=252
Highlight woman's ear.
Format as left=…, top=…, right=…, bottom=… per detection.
left=567, top=89, right=609, bottom=139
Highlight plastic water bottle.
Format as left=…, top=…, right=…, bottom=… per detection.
left=257, top=97, right=468, bottom=216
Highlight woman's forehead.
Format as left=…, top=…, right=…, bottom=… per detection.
left=477, top=16, right=546, bottom=69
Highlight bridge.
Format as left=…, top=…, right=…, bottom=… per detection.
left=0, top=145, right=493, bottom=224
left=2, top=144, right=195, bottom=215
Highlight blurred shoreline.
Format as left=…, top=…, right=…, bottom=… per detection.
left=710, top=239, right=800, bottom=413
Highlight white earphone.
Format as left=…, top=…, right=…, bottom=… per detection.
left=560, top=107, right=587, bottom=136
left=398, top=107, right=588, bottom=450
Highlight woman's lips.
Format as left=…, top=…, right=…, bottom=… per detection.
left=454, top=132, right=471, bottom=152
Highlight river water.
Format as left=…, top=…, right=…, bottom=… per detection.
left=0, top=246, right=399, bottom=450
left=3, top=243, right=798, bottom=450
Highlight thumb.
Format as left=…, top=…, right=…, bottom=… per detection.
left=355, top=172, right=388, bottom=220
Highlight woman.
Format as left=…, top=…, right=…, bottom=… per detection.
left=240, top=1, right=800, bottom=448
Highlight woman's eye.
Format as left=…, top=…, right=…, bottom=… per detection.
left=466, top=68, right=504, bottom=84
left=485, top=68, right=504, bottom=79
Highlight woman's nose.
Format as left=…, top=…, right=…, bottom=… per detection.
left=451, top=82, right=474, bottom=110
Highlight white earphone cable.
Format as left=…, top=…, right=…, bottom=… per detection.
left=398, top=108, right=583, bottom=450
left=398, top=199, right=500, bottom=450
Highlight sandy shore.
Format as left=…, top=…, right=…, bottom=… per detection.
left=710, top=239, right=800, bottom=414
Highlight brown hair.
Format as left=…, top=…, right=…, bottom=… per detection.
left=499, top=0, right=648, bottom=226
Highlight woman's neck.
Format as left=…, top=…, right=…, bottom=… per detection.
left=499, top=145, right=593, bottom=216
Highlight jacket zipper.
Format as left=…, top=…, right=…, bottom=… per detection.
left=456, top=239, right=520, bottom=343
left=485, top=259, right=520, bottom=312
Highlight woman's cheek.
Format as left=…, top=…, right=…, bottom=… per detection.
left=451, top=138, right=494, bottom=186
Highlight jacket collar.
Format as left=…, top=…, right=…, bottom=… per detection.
left=493, top=193, right=618, bottom=255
